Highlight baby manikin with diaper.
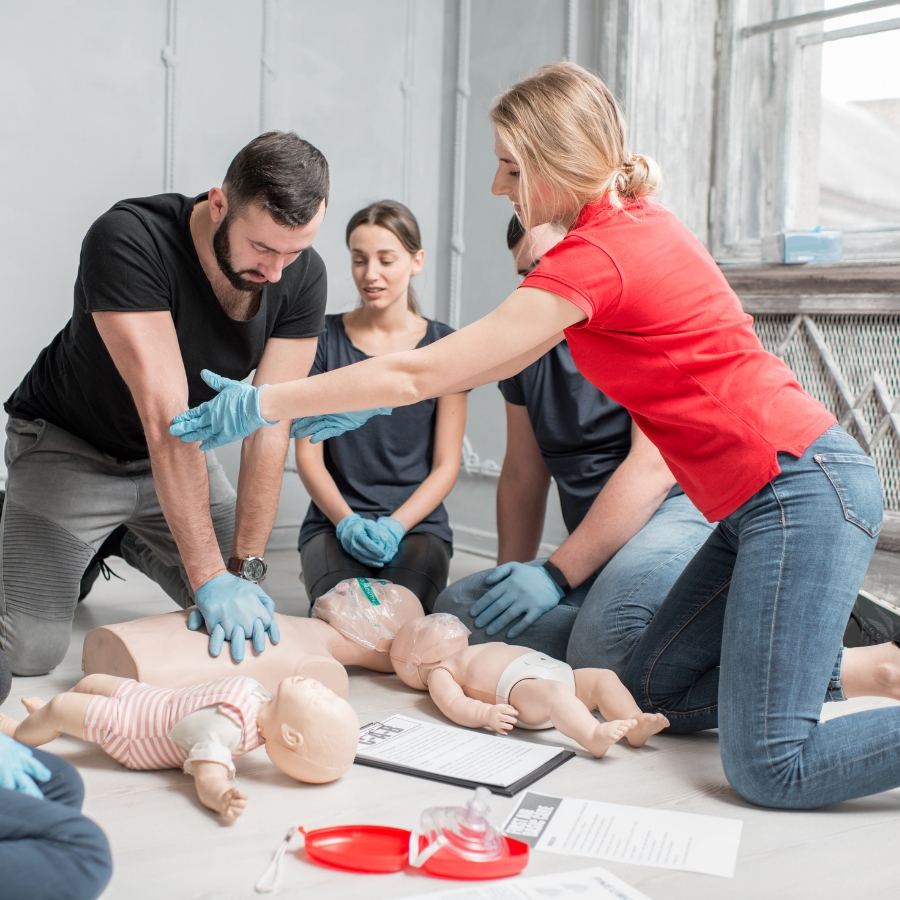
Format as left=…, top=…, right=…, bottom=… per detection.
left=389, top=614, right=670, bottom=757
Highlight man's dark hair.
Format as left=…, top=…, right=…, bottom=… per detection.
left=223, top=131, right=329, bottom=227
left=506, top=213, right=526, bottom=250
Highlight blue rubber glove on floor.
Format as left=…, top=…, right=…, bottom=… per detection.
left=291, top=409, right=392, bottom=444
left=368, top=516, right=406, bottom=566
left=190, top=573, right=281, bottom=662
left=336, top=513, right=384, bottom=567
left=470, top=561, right=565, bottom=639
left=169, top=370, right=278, bottom=450
left=0, top=732, right=52, bottom=799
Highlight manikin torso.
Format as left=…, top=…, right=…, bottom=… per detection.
left=83, top=577, right=423, bottom=697
left=430, top=644, right=536, bottom=702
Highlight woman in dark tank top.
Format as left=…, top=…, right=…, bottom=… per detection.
left=295, top=201, right=467, bottom=611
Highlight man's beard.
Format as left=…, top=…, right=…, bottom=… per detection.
left=212, top=215, right=266, bottom=293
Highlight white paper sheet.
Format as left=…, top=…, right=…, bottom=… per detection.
left=356, top=715, right=568, bottom=789
left=502, top=792, right=742, bottom=878
left=397, top=865, right=651, bottom=900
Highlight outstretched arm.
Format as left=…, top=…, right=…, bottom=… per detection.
left=427, top=668, right=518, bottom=734
left=191, top=760, right=248, bottom=823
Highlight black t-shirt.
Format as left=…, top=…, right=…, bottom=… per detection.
left=6, top=193, right=327, bottom=460
left=499, top=341, right=682, bottom=534
left=298, top=314, right=455, bottom=546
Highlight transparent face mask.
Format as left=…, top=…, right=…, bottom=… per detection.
left=414, top=787, right=508, bottom=864
left=312, top=577, right=413, bottom=650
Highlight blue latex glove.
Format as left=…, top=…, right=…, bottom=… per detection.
left=336, top=513, right=385, bottom=567
left=189, top=573, right=281, bottom=662
left=291, top=409, right=392, bottom=444
left=169, top=370, right=278, bottom=450
left=470, top=561, right=565, bottom=639
left=0, top=732, right=52, bottom=799
left=367, top=516, right=406, bottom=566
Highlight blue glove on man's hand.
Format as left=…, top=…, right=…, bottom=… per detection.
left=169, top=370, right=278, bottom=450
left=470, top=561, right=565, bottom=639
left=367, top=516, right=406, bottom=566
left=336, top=513, right=384, bottom=567
left=189, top=573, right=281, bottom=662
left=291, top=409, right=392, bottom=444
left=0, top=732, right=52, bottom=799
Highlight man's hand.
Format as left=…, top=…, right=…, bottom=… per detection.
left=0, top=733, right=52, bottom=799
left=470, top=561, right=564, bottom=639
left=290, top=409, right=392, bottom=444
left=189, top=574, right=281, bottom=662
left=170, top=370, right=278, bottom=450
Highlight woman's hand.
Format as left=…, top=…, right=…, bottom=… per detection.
left=335, top=514, right=384, bottom=567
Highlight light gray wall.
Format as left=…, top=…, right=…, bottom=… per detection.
left=0, top=0, right=723, bottom=558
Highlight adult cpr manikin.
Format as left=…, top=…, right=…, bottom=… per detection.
left=390, top=614, right=669, bottom=757
left=82, top=578, right=424, bottom=695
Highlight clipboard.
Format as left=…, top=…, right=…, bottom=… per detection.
left=355, top=714, right=575, bottom=797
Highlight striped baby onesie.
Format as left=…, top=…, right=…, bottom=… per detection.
left=82, top=676, right=265, bottom=771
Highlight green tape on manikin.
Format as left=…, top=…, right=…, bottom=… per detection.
left=356, top=577, right=381, bottom=606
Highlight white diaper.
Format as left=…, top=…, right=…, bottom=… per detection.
left=495, top=651, right=576, bottom=730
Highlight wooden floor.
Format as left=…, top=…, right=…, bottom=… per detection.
left=4, top=548, right=900, bottom=900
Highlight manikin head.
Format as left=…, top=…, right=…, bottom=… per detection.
left=257, top=676, right=358, bottom=784
left=506, top=214, right=566, bottom=278
left=312, top=578, right=425, bottom=652
left=208, top=131, right=330, bottom=291
left=390, top=614, right=472, bottom=690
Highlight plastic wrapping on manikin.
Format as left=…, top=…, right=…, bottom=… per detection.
left=311, top=577, right=412, bottom=650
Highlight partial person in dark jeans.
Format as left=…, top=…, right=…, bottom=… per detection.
left=296, top=201, right=467, bottom=611
left=0, top=650, right=112, bottom=900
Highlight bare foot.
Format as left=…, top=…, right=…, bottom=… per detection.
left=585, top=718, right=636, bottom=758
left=22, top=697, right=47, bottom=714
left=841, top=643, right=900, bottom=700
left=625, top=712, right=670, bottom=748
left=0, top=713, right=20, bottom=738
left=216, top=786, right=248, bottom=824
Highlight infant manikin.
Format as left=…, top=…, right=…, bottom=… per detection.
left=390, top=614, right=670, bottom=757
left=82, top=578, right=424, bottom=694
left=0, top=672, right=358, bottom=823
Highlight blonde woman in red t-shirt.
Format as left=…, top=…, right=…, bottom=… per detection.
left=172, top=63, right=899, bottom=810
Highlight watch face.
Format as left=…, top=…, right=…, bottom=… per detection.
left=242, top=558, right=266, bottom=582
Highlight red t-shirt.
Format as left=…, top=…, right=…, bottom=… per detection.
left=521, top=198, right=836, bottom=521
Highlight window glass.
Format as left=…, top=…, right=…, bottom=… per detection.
left=819, top=2, right=900, bottom=230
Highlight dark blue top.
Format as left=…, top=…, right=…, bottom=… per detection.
left=299, top=314, right=455, bottom=547
left=499, top=341, right=681, bottom=534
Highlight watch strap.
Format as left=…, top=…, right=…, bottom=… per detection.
left=226, top=557, right=244, bottom=577
left=541, top=560, right=571, bottom=595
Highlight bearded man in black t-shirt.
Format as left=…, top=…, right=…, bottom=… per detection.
left=1, top=131, right=329, bottom=674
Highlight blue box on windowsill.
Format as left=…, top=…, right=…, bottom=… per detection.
left=763, top=228, right=844, bottom=264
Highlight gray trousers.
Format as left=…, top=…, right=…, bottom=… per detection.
left=0, top=417, right=236, bottom=676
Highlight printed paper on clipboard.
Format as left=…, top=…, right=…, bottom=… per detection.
left=355, top=714, right=574, bottom=796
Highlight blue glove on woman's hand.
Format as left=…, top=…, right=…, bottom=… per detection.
left=169, top=370, right=278, bottom=450
left=470, top=561, right=565, bottom=639
left=189, top=573, right=281, bottom=662
left=291, top=409, right=392, bottom=444
left=0, top=732, right=52, bottom=799
left=368, top=516, right=406, bottom=566
left=336, top=513, right=384, bottom=567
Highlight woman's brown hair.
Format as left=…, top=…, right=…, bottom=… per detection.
left=345, top=200, right=424, bottom=314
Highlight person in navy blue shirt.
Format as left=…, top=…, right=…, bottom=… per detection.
left=296, top=202, right=467, bottom=611
left=433, top=216, right=714, bottom=672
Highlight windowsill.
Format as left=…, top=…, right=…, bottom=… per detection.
left=719, top=260, right=900, bottom=314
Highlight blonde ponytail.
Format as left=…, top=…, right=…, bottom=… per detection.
left=490, top=62, right=661, bottom=224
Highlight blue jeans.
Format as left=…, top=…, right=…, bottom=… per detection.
left=0, top=747, right=112, bottom=900
left=623, top=425, right=891, bottom=809
left=433, top=493, right=714, bottom=672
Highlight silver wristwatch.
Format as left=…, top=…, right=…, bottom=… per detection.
left=227, top=555, right=267, bottom=583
